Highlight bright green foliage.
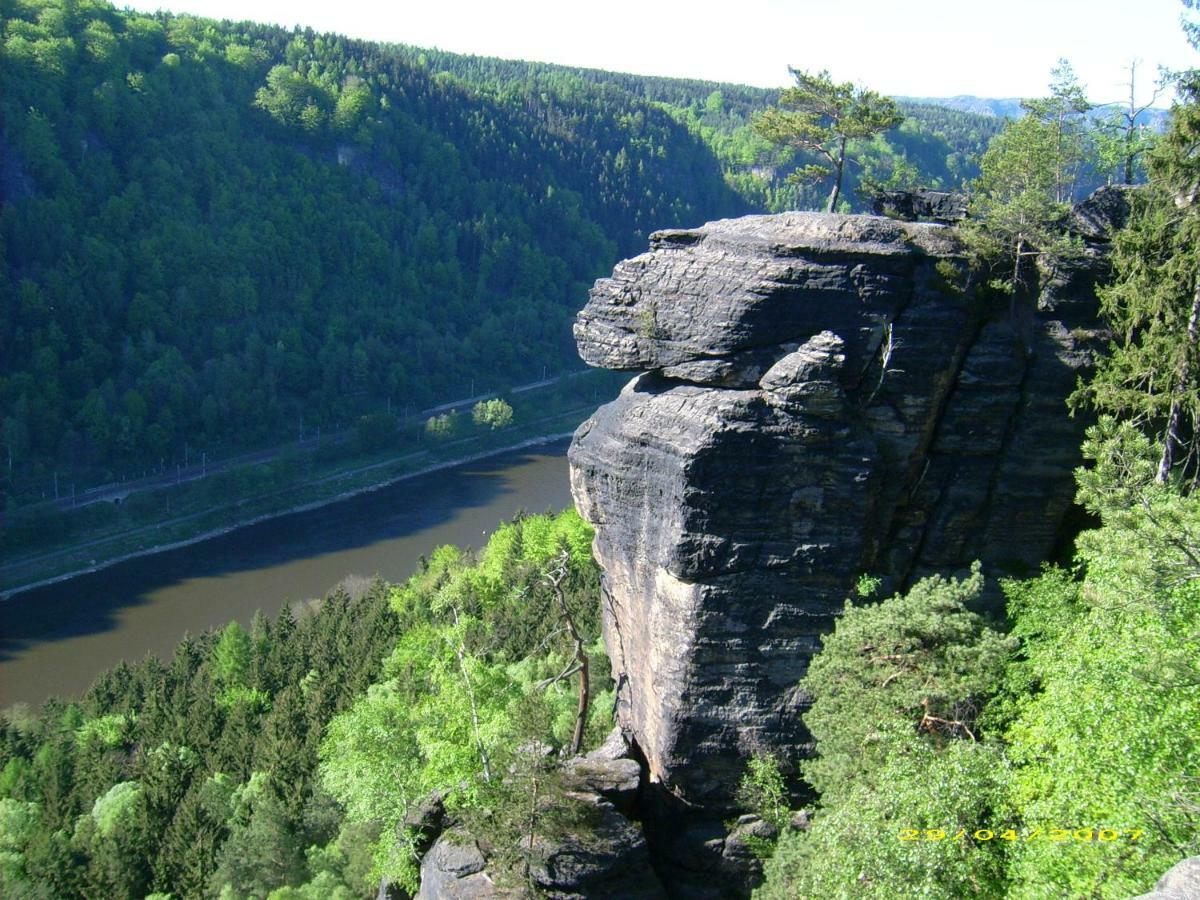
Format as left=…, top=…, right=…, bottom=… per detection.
left=424, top=410, right=460, bottom=441
left=255, top=64, right=333, bottom=131
left=320, top=510, right=604, bottom=891
left=759, top=741, right=1011, bottom=900
left=999, top=424, right=1200, bottom=898
left=0, top=798, right=39, bottom=887
left=738, top=753, right=790, bottom=833
left=471, top=398, right=514, bottom=430
left=89, top=781, right=142, bottom=839
left=75, top=713, right=137, bottom=749
left=212, top=621, right=253, bottom=688
left=753, top=69, right=904, bottom=211
left=799, top=563, right=1015, bottom=799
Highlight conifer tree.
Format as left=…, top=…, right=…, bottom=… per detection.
left=1076, top=45, right=1200, bottom=482
left=753, top=69, right=903, bottom=212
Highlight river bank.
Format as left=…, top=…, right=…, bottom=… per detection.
left=2, top=371, right=622, bottom=595
left=0, top=441, right=575, bottom=706
left=1, top=429, right=578, bottom=600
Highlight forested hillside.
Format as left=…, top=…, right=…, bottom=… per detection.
left=0, top=510, right=603, bottom=898
left=396, top=49, right=1004, bottom=209
left=0, top=0, right=748, bottom=503
left=0, top=0, right=1007, bottom=508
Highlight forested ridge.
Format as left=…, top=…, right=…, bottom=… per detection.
left=0, top=0, right=747, bottom=503
left=0, top=0, right=1004, bottom=508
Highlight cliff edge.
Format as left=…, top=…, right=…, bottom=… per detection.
left=568, top=198, right=1126, bottom=895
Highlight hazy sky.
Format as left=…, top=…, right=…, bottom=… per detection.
left=121, top=0, right=1196, bottom=104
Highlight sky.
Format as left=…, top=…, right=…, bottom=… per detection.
left=120, top=0, right=1197, bottom=105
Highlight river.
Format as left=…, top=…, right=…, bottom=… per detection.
left=0, top=442, right=572, bottom=708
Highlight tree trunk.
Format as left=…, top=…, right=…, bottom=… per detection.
left=1124, top=125, right=1135, bottom=185
left=826, top=135, right=848, bottom=213
left=546, top=552, right=590, bottom=755
left=1157, top=275, right=1200, bottom=483
left=449, top=606, right=492, bottom=782
left=1009, top=235, right=1025, bottom=318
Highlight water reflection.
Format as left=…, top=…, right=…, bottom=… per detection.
left=0, top=443, right=571, bottom=707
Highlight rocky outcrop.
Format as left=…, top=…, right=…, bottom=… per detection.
left=415, top=730, right=663, bottom=899
left=568, top=198, right=1125, bottom=894
left=1132, top=856, right=1200, bottom=900
left=871, top=188, right=969, bottom=222
left=417, top=829, right=505, bottom=900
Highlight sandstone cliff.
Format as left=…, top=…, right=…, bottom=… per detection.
left=568, top=195, right=1126, bottom=894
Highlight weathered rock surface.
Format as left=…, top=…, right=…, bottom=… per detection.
left=527, top=794, right=667, bottom=900
left=417, top=829, right=505, bottom=899
left=415, top=732, right=662, bottom=900
left=568, top=199, right=1126, bottom=893
left=1132, top=856, right=1200, bottom=900
left=871, top=188, right=969, bottom=222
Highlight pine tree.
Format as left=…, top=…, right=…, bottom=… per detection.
left=753, top=69, right=903, bottom=212
left=1075, top=64, right=1200, bottom=482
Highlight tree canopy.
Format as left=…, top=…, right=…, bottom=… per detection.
left=753, top=68, right=903, bottom=211
left=1075, top=66, right=1200, bottom=483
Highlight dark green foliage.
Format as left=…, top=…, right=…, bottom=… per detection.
left=756, top=567, right=1015, bottom=898
left=0, top=0, right=748, bottom=504
left=798, top=564, right=1016, bottom=800
left=1073, top=68, right=1200, bottom=482
left=0, top=0, right=1012, bottom=510
left=0, top=578, right=404, bottom=898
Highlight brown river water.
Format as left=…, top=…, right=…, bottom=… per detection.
left=0, top=442, right=571, bottom=708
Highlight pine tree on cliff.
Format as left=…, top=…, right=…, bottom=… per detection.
left=1075, top=50, right=1200, bottom=484
left=753, top=68, right=903, bottom=212
left=964, top=60, right=1094, bottom=299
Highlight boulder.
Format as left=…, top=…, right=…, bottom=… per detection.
left=871, top=188, right=969, bottom=222
left=416, top=829, right=506, bottom=899
left=1132, top=856, right=1200, bottom=900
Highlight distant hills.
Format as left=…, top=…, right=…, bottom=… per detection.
left=900, top=94, right=1171, bottom=129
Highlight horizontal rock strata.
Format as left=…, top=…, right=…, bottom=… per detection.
left=568, top=200, right=1123, bottom=892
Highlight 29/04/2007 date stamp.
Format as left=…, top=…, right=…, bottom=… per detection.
left=898, top=828, right=1143, bottom=843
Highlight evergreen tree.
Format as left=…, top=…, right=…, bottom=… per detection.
left=752, top=68, right=904, bottom=212
left=1076, top=64, right=1200, bottom=482
left=964, top=61, right=1095, bottom=296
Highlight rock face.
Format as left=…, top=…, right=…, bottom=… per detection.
left=568, top=201, right=1123, bottom=893
left=1132, top=856, right=1200, bottom=900
left=870, top=188, right=969, bottom=223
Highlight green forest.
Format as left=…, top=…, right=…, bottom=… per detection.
left=0, top=510, right=607, bottom=898
left=0, top=0, right=1005, bottom=508
left=3, top=0, right=1198, bottom=897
